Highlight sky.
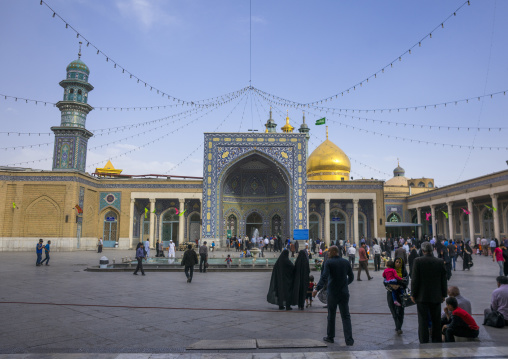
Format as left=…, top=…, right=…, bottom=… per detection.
left=0, top=0, right=507, bottom=186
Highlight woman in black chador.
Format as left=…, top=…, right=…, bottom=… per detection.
left=292, top=250, right=310, bottom=310
left=267, top=249, right=295, bottom=310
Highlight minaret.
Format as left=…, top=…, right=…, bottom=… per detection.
left=51, top=42, right=94, bottom=172
left=264, top=107, right=277, bottom=133
left=298, top=111, right=310, bottom=157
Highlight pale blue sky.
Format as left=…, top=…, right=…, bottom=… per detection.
left=1, top=0, right=507, bottom=186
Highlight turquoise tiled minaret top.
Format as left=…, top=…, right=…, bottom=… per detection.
left=57, top=58, right=94, bottom=128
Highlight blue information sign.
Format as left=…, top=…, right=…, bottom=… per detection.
left=106, top=217, right=115, bottom=222
left=293, top=229, right=309, bottom=240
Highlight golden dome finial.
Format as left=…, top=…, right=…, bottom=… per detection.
left=326, top=126, right=329, bottom=140
left=281, top=110, right=294, bottom=133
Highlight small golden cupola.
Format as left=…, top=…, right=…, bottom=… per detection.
left=281, top=110, right=294, bottom=133
left=307, top=127, right=351, bottom=181
left=95, top=160, right=123, bottom=177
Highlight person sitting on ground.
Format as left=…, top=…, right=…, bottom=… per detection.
left=442, top=297, right=479, bottom=342
left=441, top=286, right=472, bottom=327
left=383, top=260, right=405, bottom=307
left=484, top=275, right=508, bottom=326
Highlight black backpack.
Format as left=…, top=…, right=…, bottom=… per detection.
left=483, top=310, right=505, bottom=328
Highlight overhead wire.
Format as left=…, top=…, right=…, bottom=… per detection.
left=38, top=0, right=246, bottom=107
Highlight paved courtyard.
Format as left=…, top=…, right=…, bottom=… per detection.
left=0, top=248, right=507, bottom=358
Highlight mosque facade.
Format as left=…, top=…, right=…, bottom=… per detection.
left=1, top=57, right=508, bottom=251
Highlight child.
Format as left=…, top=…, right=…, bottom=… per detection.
left=306, top=275, right=315, bottom=308
left=383, top=260, right=404, bottom=307
left=225, top=254, right=232, bottom=268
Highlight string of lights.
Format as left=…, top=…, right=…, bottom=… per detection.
left=91, top=108, right=202, bottom=135
left=237, top=92, right=251, bottom=132
left=251, top=90, right=273, bottom=129
left=255, top=90, right=506, bottom=132
left=306, top=89, right=507, bottom=115
left=0, top=93, right=55, bottom=107
left=1, top=87, right=247, bottom=117
left=250, top=2, right=471, bottom=107
left=88, top=107, right=210, bottom=151
left=39, top=0, right=247, bottom=107
left=0, top=142, right=52, bottom=151
left=308, top=133, right=392, bottom=178
left=0, top=131, right=52, bottom=137
left=4, top=155, right=52, bottom=167
left=254, top=92, right=411, bottom=178
left=307, top=137, right=366, bottom=179
left=87, top=92, right=248, bottom=170
left=326, top=117, right=508, bottom=151
left=163, top=91, right=251, bottom=175
left=90, top=90, right=245, bottom=135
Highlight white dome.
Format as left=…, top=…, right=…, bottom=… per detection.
left=385, top=176, right=408, bottom=186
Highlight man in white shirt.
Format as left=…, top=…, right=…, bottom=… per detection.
left=372, top=240, right=382, bottom=271
left=347, top=244, right=356, bottom=268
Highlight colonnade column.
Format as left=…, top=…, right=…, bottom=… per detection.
left=447, top=202, right=454, bottom=241
left=307, top=199, right=310, bottom=231
left=417, top=207, right=422, bottom=239
left=324, top=199, right=330, bottom=247
left=467, top=198, right=475, bottom=241
left=353, top=199, right=359, bottom=246
left=372, top=199, right=378, bottom=239
left=179, top=199, right=185, bottom=245
left=129, top=198, right=135, bottom=249
left=491, top=194, right=500, bottom=240
left=149, top=198, right=156, bottom=248
left=430, top=205, right=436, bottom=238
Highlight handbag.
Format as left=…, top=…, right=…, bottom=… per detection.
left=317, top=288, right=327, bottom=304
left=401, top=288, right=416, bottom=308
left=484, top=310, right=505, bottom=328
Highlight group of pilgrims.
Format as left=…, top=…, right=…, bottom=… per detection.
left=267, top=249, right=312, bottom=310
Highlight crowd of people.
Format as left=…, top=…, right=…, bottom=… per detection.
left=265, top=235, right=508, bottom=345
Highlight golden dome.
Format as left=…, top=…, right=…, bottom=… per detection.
left=307, top=129, right=351, bottom=181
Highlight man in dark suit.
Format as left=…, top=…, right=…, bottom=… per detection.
left=411, top=241, right=448, bottom=343
left=313, top=245, right=355, bottom=346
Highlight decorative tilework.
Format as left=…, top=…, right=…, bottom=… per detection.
left=202, top=132, right=307, bottom=239
left=0, top=175, right=203, bottom=190
left=100, top=192, right=121, bottom=211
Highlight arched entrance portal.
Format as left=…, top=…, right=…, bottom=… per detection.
left=220, top=153, right=291, bottom=240
left=103, top=210, right=118, bottom=247
left=246, top=212, right=263, bottom=239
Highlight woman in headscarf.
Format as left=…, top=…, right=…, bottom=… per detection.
left=292, top=250, right=310, bottom=310
left=267, top=249, right=295, bottom=310
left=463, top=240, right=473, bottom=271
left=386, top=257, right=408, bottom=335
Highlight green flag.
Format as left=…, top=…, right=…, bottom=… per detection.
left=315, top=117, right=326, bottom=125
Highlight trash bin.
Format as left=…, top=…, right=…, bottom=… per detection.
left=100, top=256, right=109, bottom=269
